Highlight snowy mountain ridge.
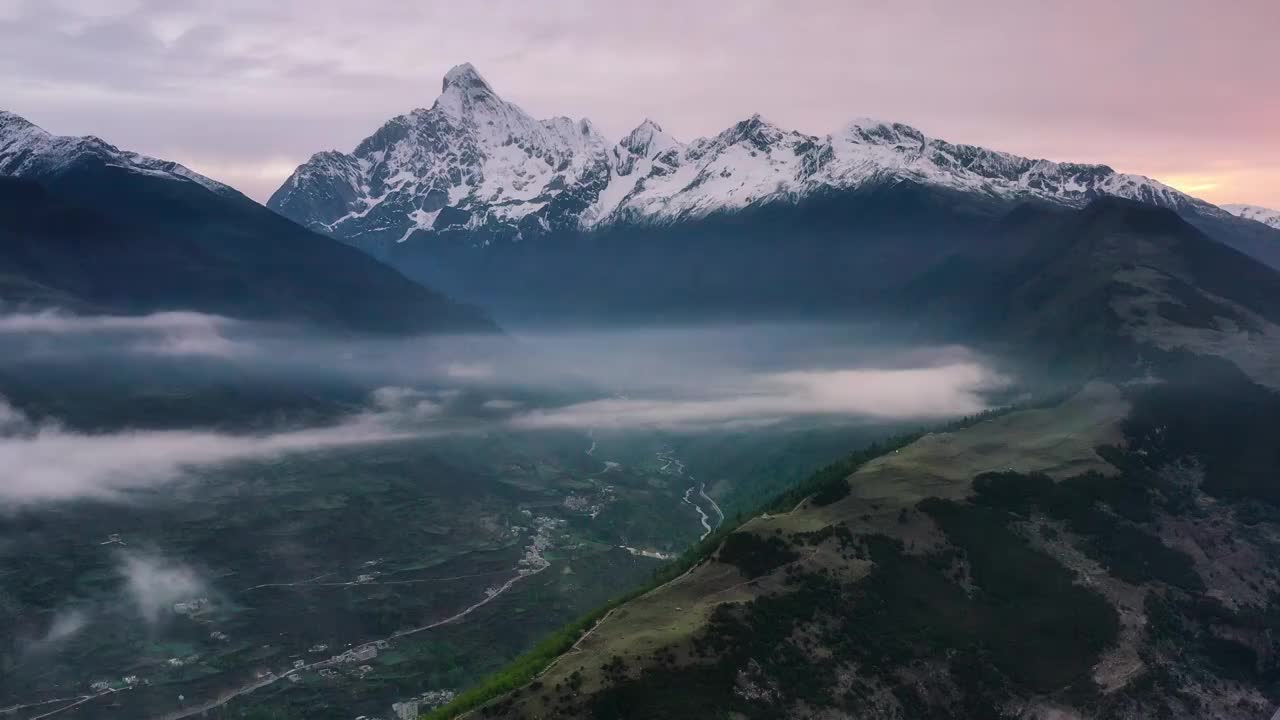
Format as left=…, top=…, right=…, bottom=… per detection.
left=271, top=64, right=611, bottom=244
left=268, top=63, right=1235, bottom=249
left=0, top=110, right=237, bottom=197
left=1223, top=203, right=1280, bottom=230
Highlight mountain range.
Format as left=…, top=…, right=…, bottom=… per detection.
left=266, top=63, right=1248, bottom=240
left=269, top=64, right=1280, bottom=270
left=0, top=110, right=493, bottom=334
left=266, top=65, right=1280, bottom=326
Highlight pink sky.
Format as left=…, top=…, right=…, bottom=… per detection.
left=1, top=0, right=1277, bottom=207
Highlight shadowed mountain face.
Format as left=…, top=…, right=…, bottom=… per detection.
left=898, top=196, right=1280, bottom=375
left=386, top=180, right=1015, bottom=326
left=0, top=112, right=494, bottom=334
left=444, top=200, right=1280, bottom=720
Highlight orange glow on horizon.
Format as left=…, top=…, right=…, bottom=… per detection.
left=1143, top=168, right=1280, bottom=209
left=1162, top=176, right=1220, bottom=195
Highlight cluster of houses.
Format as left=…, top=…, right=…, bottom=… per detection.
left=561, top=484, right=617, bottom=519
left=517, top=515, right=562, bottom=575
left=89, top=674, right=144, bottom=694
left=172, top=597, right=211, bottom=616
left=392, top=689, right=457, bottom=720
left=354, top=559, right=382, bottom=584
left=328, top=640, right=387, bottom=665
left=265, top=639, right=392, bottom=689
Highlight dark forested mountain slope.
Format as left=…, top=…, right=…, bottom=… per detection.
left=899, top=197, right=1280, bottom=374
left=0, top=112, right=493, bottom=334
left=439, top=200, right=1280, bottom=720
left=387, top=180, right=1012, bottom=325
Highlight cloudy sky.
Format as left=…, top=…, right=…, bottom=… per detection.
left=1, top=0, right=1276, bottom=206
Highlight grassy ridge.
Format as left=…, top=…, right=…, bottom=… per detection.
left=421, top=514, right=741, bottom=719
left=424, top=395, right=1058, bottom=719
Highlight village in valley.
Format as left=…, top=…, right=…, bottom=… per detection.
left=3, top=433, right=746, bottom=720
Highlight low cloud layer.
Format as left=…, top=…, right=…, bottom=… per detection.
left=0, top=310, right=247, bottom=358
left=0, top=314, right=1013, bottom=504
left=512, top=363, right=1003, bottom=431
left=0, top=394, right=424, bottom=506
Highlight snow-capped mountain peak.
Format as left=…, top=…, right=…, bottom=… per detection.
left=712, top=114, right=806, bottom=154
left=432, top=62, right=511, bottom=123
left=838, top=117, right=927, bottom=148
left=0, top=110, right=235, bottom=196
left=1222, top=204, right=1280, bottom=230
left=270, top=62, right=611, bottom=243
left=620, top=119, right=681, bottom=160
left=441, top=62, right=493, bottom=94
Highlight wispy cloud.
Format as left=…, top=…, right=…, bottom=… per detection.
left=511, top=363, right=1004, bottom=431
left=31, top=607, right=89, bottom=648
left=0, top=310, right=247, bottom=358
left=444, top=362, right=495, bottom=381
left=371, top=385, right=444, bottom=419
left=0, top=310, right=232, bottom=334
left=18, top=552, right=214, bottom=656
left=0, top=391, right=430, bottom=506
left=118, top=551, right=206, bottom=625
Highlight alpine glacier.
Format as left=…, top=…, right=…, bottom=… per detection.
left=269, top=63, right=1238, bottom=250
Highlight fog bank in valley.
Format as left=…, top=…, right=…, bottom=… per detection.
left=0, top=311, right=1013, bottom=506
